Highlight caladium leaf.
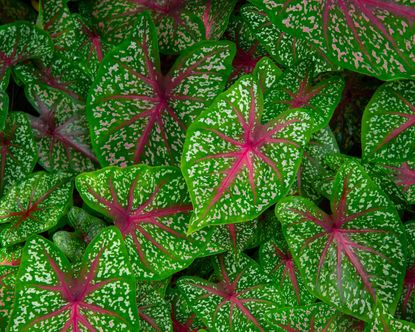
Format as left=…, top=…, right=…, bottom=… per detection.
left=0, top=112, right=37, bottom=196
left=87, top=0, right=236, bottom=54
left=365, top=302, right=415, bottom=332
left=254, top=0, right=415, bottom=80
left=67, top=206, right=107, bottom=243
left=240, top=5, right=338, bottom=74
left=26, top=83, right=98, bottom=172
left=0, top=22, right=53, bottom=89
left=76, top=165, right=209, bottom=280
left=182, top=75, right=313, bottom=232
left=52, top=230, right=86, bottom=262
left=137, top=280, right=172, bottom=332
left=0, top=171, right=73, bottom=247
left=0, top=0, right=36, bottom=24
left=177, top=252, right=283, bottom=332
left=259, top=233, right=315, bottom=306
left=262, top=60, right=344, bottom=131
left=276, top=160, right=406, bottom=321
left=0, top=265, right=18, bottom=329
left=88, top=12, right=235, bottom=167
left=8, top=227, right=140, bottom=331
left=252, top=57, right=282, bottom=96
left=0, top=89, right=8, bottom=130
left=266, top=303, right=364, bottom=331
left=362, top=80, right=415, bottom=164
left=0, top=245, right=22, bottom=267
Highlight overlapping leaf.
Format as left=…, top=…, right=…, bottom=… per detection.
left=0, top=265, right=17, bottom=329
left=366, top=302, right=415, bottom=332
left=26, top=83, right=97, bottom=172
left=362, top=80, right=415, bottom=163
left=0, top=112, right=37, bottom=196
left=0, top=171, right=73, bottom=247
left=182, top=75, right=313, bottom=232
left=262, top=61, right=344, bottom=131
left=276, top=161, right=406, bottom=321
left=76, top=165, right=208, bottom=280
left=0, top=0, right=36, bottom=24
left=67, top=206, right=107, bottom=243
left=177, top=252, right=283, bottom=332
left=0, top=89, right=8, bottom=129
left=253, top=0, right=415, bottom=80
left=8, top=227, right=140, bottom=331
left=88, top=13, right=235, bottom=167
left=52, top=230, right=86, bottom=262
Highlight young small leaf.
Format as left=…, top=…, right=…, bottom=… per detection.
left=52, top=231, right=86, bottom=262
left=8, top=227, right=140, bottom=331
left=67, top=206, right=107, bottom=243
left=276, top=161, right=406, bottom=321
left=182, top=75, right=313, bottom=232
left=0, top=172, right=73, bottom=247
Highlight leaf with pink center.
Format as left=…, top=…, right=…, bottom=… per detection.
left=0, top=112, right=37, bottom=196
left=259, top=233, right=315, bottom=306
left=26, top=83, right=98, bottom=173
left=262, top=60, right=344, bottom=131
left=362, top=80, right=415, bottom=163
left=240, top=4, right=338, bottom=75
left=87, top=13, right=235, bottom=167
left=86, top=0, right=236, bottom=54
left=276, top=160, right=406, bottom=321
left=40, top=0, right=112, bottom=76
left=253, top=0, right=415, bottom=80
left=76, top=165, right=209, bottom=280
left=182, top=75, right=313, bottom=232
left=8, top=227, right=140, bottom=331
left=0, top=265, right=18, bottom=329
left=177, top=252, right=284, bottom=332
left=0, top=171, right=73, bottom=247
left=266, top=302, right=364, bottom=331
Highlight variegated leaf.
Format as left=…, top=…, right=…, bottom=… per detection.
left=262, top=60, right=344, bottom=131
left=266, top=302, right=364, bottom=331
left=0, top=245, right=22, bottom=267
left=0, top=265, right=17, bottom=329
left=26, top=83, right=97, bottom=172
left=365, top=302, right=415, bottom=332
left=67, top=206, right=107, bottom=243
left=276, top=161, right=406, bottom=321
left=88, top=13, right=235, bottom=167
left=0, top=0, right=36, bottom=24
left=254, top=0, right=415, bottom=80
left=76, top=165, right=208, bottom=280
left=252, top=57, right=282, bottom=96
left=182, top=75, right=313, bottom=232
left=259, top=233, right=315, bottom=306
left=0, top=172, right=73, bottom=247
left=362, top=80, right=415, bottom=163
left=0, top=112, right=37, bottom=196
left=8, top=227, right=140, bottom=331
left=0, top=22, right=53, bottom=89
left=177, top=252, right=283, bottom=332
left=52, top=231, right=86, bottom=262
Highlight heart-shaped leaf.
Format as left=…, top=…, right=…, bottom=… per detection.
left=76, top=165, right=208, bottom=280
left=276, top=160, right=406, bottom=321
left=177, top=252, right=283, bottom=332
left=262, top=60, right=344, bottom=131
left=362, top=80, right=415, bottom=164
left=0, top=112, right=37, bottom=196
left=0, top=171, right=73, bottom=247
left=266, top=302, right=364, bottom=331
left=88, top=13, right=235, bottom=167
left=182, top=75, right=313, bottom=232
left=254, top=0, right=415, bottom=80
left=259, top=233, right=315, bottom=306
left=240, top=5, right=338, bottom=74
left=8, top=227, right=140, bottom=331
left=26, top=83, right=98, bottom=172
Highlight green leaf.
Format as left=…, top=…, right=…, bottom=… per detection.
left=88, top=13, right=235, bottom=167
left=362, top=80, right=415, bottom=163
left=182, top=75, right=313, bottom=232
left=0, top=112, right=37, bottom=196
left=76, top=165, right=209, bottom=280
left=67, top=206, right=107, bottom=243
left=262, top=60, right=344, bottom=131
left=0, top=265, right=18, bottom=329
left=252, top=57, right=282, bottom=96
left=254, top=0, right=415, bottom=80
left=267, top=302, right=364, bottom=331
left=0, top=88, right=8, bottom=130
left=52, top=231, right=86, bottom=262
left=26, top=83, right=98, bottom=172
left=8, top=227, right=140, bottom=331
left=0, top=172, right=73, bottom=247
left=0, top=0, right=36, bottom=24
left=276, top=160, right=406, bottom=321
left=365, top=302, right=415, bottom=332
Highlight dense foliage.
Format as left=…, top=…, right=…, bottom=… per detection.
left=0, top=0, right=414, bottom=331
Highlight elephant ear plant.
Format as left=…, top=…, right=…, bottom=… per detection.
left=0, top=1, right=414, bottom=331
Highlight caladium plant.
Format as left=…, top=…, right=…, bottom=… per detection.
left=8, top=227, right=140, bottom=331
left=182, top=75, right=313, bottom=232
left=276, top=160, right=406, bottom=321
left=88, top=12, right=235, bottom=167
left=252, top=0, right=415, bottom=80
